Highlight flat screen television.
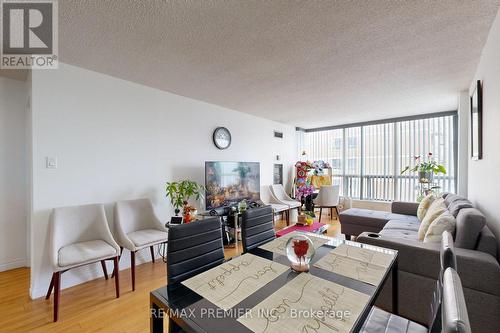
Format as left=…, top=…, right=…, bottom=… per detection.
left=205, top=161, right=260, bottom=210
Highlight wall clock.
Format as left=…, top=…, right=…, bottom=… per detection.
left=213, top=127, right=232, bottom=149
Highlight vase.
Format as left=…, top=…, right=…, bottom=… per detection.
left=285, top=235, right=315, bottom=272
left=418, top=171, right=433, bottom=183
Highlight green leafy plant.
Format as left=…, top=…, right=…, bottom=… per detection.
left=401, top=152, right=447, bottom=176
left=165, top=180, right=205, bottom=215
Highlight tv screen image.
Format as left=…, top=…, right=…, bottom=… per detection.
left=205, top=161, right=260, bottom=210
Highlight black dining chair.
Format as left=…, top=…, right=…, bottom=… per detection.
left=241, top=205, right=276, bottom=253
left=360, top=231, right=471, bottom=333
left=166, top=217, right=225, bottom=285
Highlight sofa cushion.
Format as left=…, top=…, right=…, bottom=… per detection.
left=448, top=199, right=473, bottom=217
left=340, top=208, right=419, bottom=230
left=418, top=198, right=446, bottom=240
left=380, top=228, right=419, bottom=240
left=455, top=208, right=486, bottom=250
left=417, top=194, right=435, bottom=221
left=444, top=193, right=462, bottom=206
left=58, top=240, right=117, bottom=268
left=384, top=219, right=420, bottom=232
left=424, top=211, right=456, bottom=243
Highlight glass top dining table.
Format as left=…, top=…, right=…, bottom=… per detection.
left=150, top=233, right=398, bottom=333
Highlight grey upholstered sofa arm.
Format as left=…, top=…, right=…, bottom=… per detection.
left=391, top=201, right=419, bottom=216
left=357, top=232, right=500, bottom=296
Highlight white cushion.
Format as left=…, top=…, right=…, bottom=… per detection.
left=270, top=203, right=289, bottom=212
left=282, top=200, right=301, bottom=208
left=418, top=198, right=446, bottom=240
left=417, top=194, right=435, bottom=221
left=424, top=211, right=456, bottom=243
left=58, top=240, right=117, bottom=268
left=127, top=228, right=168, bottom=248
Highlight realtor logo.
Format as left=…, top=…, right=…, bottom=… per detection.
left=1, top=0, right=58, bottom=69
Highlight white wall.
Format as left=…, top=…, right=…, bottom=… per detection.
left=29, top=63, right=296, bottom=298
left=457, top=90, right=469, bottom=197
left=468, top=9, right=500, bottom=256
left=0, top=76, right=28, bottom=271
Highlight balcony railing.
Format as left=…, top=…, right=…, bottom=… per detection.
left=332, top=174, right=456, bottom=202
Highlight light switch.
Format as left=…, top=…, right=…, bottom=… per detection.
left=46, top=157, right=57, bottom=169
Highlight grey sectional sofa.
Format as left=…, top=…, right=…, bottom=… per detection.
left=339, top=193, right=500, bottom=333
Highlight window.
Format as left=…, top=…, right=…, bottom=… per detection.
left=297, top=112, right=457, bottom=201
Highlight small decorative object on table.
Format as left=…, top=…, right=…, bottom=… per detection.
left=297, top=211, right=315, bottom=226
left=285, top=234, right=315, bottom=272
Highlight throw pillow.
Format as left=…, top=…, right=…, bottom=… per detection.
left=417, top=194, right=435, bottom=221
left=424, top=211, right=456, bottom=243
left=418, top=198, right=446, bottom=240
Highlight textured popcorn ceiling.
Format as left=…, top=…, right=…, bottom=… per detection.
left=57, top=1, right=500, bottom=128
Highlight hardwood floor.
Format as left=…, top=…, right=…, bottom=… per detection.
left=0, top=214, right=341, bottom=333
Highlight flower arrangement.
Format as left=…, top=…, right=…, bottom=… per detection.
left=295, top=184, right=314, bottom=201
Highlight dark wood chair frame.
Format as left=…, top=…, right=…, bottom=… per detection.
left=46, top=255, right=120, bottom=322
left=313, top=204, right=339, bottom=222
left=111, top=242, right=167, bottom=291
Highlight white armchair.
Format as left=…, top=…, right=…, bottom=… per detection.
left=259, top=185, right=291, bottom=224
left=270, top=184, right=301, bottom=210
left=313, top=185, right=340, bottom=222
left=114, top=198, right=167, bottom=291
left=46, top=203, right=120, bottom=322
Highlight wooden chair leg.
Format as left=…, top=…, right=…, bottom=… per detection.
left=334, top=206, right=339, bottom=219
left=111, top=246, right=123, bottom=278
left=319, top=207, right=322, bottom=222
left=150, top=245, right=155, bottom=263
left=100, top=260, right=108, bottom=280
left=45, top=273, right=55, bottom=300
left=53, top=271, right=61, bottom=322
left=131, top=251, right=136, bottom=291
left=330, top=207, right=333, bottom=218
left=113, top=256, right=120, bottom=298
left=287, top=209, right=290, bottom=226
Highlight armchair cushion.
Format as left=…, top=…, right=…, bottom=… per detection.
left=58, top=240, right=117, bottom=268
left=127, top=229, right=168, bottom=248
left=455, top=208, right=486, bottom=250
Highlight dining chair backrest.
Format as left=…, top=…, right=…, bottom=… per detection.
left=241, top=206, right=275, bottom=253
left=441, top=268, right=471, bottom=333
left=259, top=185, right=273, bottom=205
left=114, top=198, right=162, bottom=235
left=428, top=231, right=458, bottom=333
left=270, top=184, right=288, bottom=201
left=166, top=217, right=225, bottom=284
left=315, top=185, right=340, bottom=206
left=49, top=203, right=119, bottom=269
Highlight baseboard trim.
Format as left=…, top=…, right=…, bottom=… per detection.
left=0, top=258, right=27, bottom=272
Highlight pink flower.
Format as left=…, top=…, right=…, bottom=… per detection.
left=414, top=155, right=420, bottom=160
left=428, top=152, right=433, bottom=156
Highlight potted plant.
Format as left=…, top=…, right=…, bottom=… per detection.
left=165, top=180, right=205, bottom=217
left=401, top=152, right=447, bottom=183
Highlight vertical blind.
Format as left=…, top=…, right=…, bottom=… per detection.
left=297, top=113, right=457, bottom=202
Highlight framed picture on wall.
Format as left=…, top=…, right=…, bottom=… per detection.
left=470, top=80, right=483, bottom=160
left=273, top=164, right=283, bottom=185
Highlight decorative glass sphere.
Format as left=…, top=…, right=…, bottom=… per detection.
left=285, top=234, right=315, bottom=272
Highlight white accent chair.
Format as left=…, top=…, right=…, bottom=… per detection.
left=46, top=204, right=121, bottom=322
left=259, top=185, right=290, bottom=224
left=313, top=185, right=340, bottom=222
left=114, top=198, right=168, bottom=291
left=270, top=184, right=301, bottom=217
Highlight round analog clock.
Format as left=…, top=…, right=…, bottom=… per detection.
left=213, top=127, right=231, bottom=150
